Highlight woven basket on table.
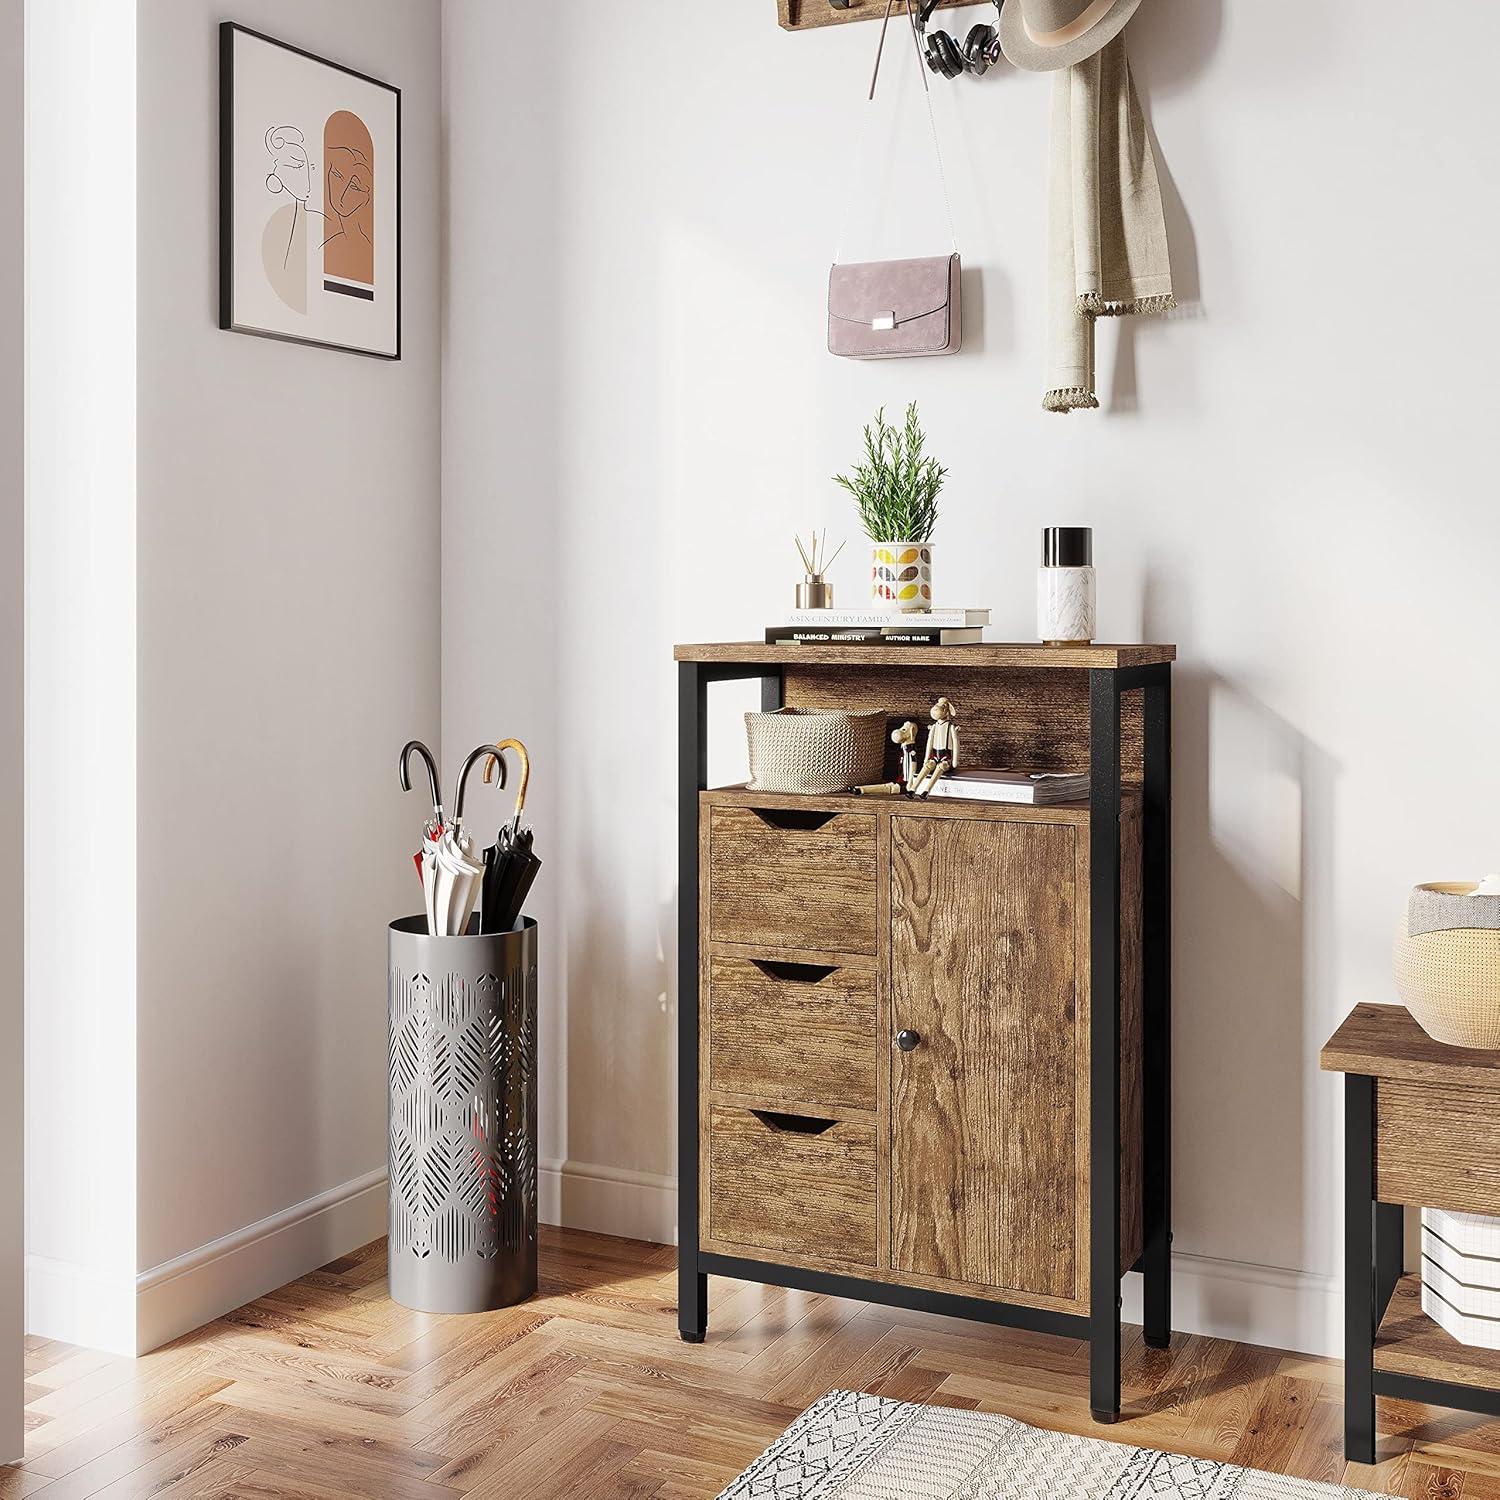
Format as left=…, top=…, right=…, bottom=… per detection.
left=744, top=708, right=886, bottom=795
left=1395, top=881, right=1500, bottom=1048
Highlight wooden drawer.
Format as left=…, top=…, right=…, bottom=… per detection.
left=707, top=953, right=877, bottom=1113
left=705, top=1104, right=877, bottom=1267
left=706, top=806, right=877, bottom=955
left=1377, top=1077, right=1500, bottom=1214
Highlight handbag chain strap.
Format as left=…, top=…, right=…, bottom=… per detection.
left=833, top=0, right=959, bottom=264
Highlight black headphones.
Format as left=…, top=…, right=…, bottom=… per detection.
left=917, top=0, right=1004, bottom=80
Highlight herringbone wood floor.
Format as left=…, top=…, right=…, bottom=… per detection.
left=5, top=1227, right=1500, bottom=1498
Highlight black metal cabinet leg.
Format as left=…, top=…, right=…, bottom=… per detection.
left=677, top=663, right=783, bottom=1344
left=1142, top=666, right=1172, bottom=1349
left=1089, top=669, right=1122, bottom=1422
left=678, top=661, right=707, bottom=1342
left=1345, top=1074, right=1377, bottom=1463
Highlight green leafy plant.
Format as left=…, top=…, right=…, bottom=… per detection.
left=833, top=403, right=945, bottom=543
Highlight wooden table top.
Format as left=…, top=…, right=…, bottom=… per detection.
left=673, top=642, right=1178, bottom=671
left=1321, top=1002, right=1500, bottom=1087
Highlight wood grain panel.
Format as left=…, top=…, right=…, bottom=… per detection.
left=707, top=805, right=877, bottom=954
left=776, top=0, right=971, bottom=31
left=676, top=641, right=1176, bottom=669
left=707, top=955, right=877, bottom=1113
left=705, top=1105, right=877, bottom=1267
left=889, top=816, right=1078, bottom=1299
left=780, top=665, right=1145, bottom=785
left=1376, top=1273, right=1500, bottom=1393
left=1323, top=1002, right=1500, bottom=1087
left=1377, top=1078, right=1500, bottom=1213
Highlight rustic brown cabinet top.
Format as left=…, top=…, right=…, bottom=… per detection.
left=674, top=642, right=1178, bottom=670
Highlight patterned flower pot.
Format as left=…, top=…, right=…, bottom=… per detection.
left=870, top=541, right=933, bottom=612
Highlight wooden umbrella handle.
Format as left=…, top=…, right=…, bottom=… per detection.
left=482, top=737, right=530, bottom=814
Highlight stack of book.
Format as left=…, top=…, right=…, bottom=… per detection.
left=765, top=608, right=990, bottom=647
left=927, top=768, right=1090, bottom=805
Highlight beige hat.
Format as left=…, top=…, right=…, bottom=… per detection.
left=999, top=0, right=1144, bottom=71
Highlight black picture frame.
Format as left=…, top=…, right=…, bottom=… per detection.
left=219, top=21, right=402, bottom=360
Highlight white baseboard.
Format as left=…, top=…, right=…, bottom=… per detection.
left=539, top=1157, right=677, bottom=1246
left=133, top=1167, right=388, bottom=1354
left=1121, top=1251, right=1340, bottom=1359
left=538, top=1165, right=1343, bottom=1359
left=26, top=1254, right=138, bottom=1357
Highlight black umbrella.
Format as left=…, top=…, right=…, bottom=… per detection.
left=480, top=738, right=540, bottom=934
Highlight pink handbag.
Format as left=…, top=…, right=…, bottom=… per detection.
left=827, top=1, right=963, bottom=361
left=827, top=253, right=962, bottom=360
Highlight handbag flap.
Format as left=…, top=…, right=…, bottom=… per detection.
left=828, top=255, right=956, bottom=328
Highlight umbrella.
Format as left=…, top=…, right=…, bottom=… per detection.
left=429, top=743, right=510, bottom=936
left=480, top=737, right=541, bottom=934
left=398, top=740, right=445, bottom=886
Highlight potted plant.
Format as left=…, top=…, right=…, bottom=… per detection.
left=834, top=402, right=945, bottom=612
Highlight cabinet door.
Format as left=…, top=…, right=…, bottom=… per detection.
left=889, top=815, right=1079, bottom=1300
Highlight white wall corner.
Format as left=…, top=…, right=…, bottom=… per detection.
left=133, top=1169, right=388, bottom=1356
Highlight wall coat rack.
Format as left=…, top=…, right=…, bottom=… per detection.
left=776, top=0, right=971, bottom=31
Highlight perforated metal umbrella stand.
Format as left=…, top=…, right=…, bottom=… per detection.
left=387, top=914, right=538, bottom=1313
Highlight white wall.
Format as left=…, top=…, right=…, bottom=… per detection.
left=131, top=0, right=440, bottom=1348
left=26, top=0, right=441, bottom=1354
left=441, top=0, right=1500, bottom=1354
left=25, top=0, right=139, bottom=1355
left=1, top=0, right=22, bottom=1460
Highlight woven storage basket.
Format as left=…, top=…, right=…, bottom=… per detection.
left=1395, top=882, right=1500, bottom=1048
left=744, top=708, right=886, bottom=795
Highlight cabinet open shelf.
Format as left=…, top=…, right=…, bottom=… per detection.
left=1376, top=1274, right=1500, bottom=1396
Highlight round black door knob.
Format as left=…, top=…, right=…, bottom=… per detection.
left=896, top=1030, right=921, bottom=1052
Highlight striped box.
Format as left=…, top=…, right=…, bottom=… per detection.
left=1421, top=1207, right=1500, bottom=1349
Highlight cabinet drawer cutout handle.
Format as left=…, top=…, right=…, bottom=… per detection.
left=750, top=808, right=841, bottom=834
left=750, top=959, right=839, bottom=984
left=750, top=1109, right=837, bottom=1136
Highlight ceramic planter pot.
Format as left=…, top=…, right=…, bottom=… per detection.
left=870, top=542, right=933, bottom=612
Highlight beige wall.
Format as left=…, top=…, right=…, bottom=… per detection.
left=131, top=0, right=441, bottom=1340
left=441, top=0, right=1500, bottom=1354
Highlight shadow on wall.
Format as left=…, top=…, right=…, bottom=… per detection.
left=1106, top=0, right=1221, bottom=412
left=1158, top=618, right=1342, bottom=1284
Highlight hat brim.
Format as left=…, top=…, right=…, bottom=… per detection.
left=999, top=0, right=1143, bottom=71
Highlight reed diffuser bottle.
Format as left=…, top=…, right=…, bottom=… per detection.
left=1037, top=527, right=1095, bottom=645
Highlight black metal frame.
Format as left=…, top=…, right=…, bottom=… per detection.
left=1342, top=1073, right=1490, bottom=1463
left=677, top=657, right=1173, bottom=1424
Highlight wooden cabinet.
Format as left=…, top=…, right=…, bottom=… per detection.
left=696, top=789, right=1143, bottom=1320
left=674, top=640, right=1174, bottom=1422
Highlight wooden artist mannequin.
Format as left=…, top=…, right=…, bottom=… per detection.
left=910, top=697, right=959, bottom=797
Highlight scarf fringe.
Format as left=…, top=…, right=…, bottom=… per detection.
left=1077, top=292, right=1177, bottom=319
left=1043, top=387, right=1100, bottom=414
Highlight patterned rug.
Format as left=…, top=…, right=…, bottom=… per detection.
left=717, top=1390, right=1378, bottom=1500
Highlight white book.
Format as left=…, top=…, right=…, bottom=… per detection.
left=927, top=770, right=1090, bottom=805
left=785, top=607, right=990, bottom=629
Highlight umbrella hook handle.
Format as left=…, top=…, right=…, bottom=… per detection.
left=482, top=737, right=530, bottom=831
left=454, top=743, right=507, bottom=826
left=399, top=740, right=445, bottom=826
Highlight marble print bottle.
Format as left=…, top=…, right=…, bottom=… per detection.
left=1037, top=527, right=1095, bottom=645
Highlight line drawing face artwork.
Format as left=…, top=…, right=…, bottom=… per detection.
left=222, top=22, right=400, bottom=357
left=322, top=110, right=375, bottom=300
left=260, top=124, right=325, bottom=314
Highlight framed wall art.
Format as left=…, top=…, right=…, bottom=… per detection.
left=219, top=23, right=401, bottom=359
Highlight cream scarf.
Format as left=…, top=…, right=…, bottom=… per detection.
left=1044, top=34, right=1174, bottom=413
